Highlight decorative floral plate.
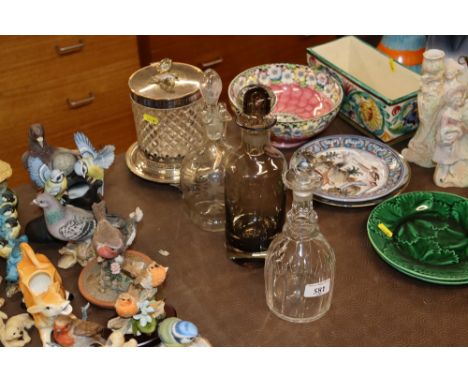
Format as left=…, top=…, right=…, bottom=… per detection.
left=367, top=191, right=468, bottom=284
left=228, top=63, right=343, bottom=148
left=290, top=135, right=410, bottom=203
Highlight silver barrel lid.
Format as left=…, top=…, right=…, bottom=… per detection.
left=129, top=58, right=204, bottom=109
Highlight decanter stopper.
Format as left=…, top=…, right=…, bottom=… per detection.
left=200, top=69, right=231, bottom=141
left=283, top=167, right=321, bottom=199
left=236, top=85, right=276, bottom=129
left=200, top=69, right=222, bottom=106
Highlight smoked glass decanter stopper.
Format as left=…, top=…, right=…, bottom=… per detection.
left=225, top=85, right=287, bottom=261
left=180, top=69, right=232, bottom=231
left=265, top=164, right=335, bottom=323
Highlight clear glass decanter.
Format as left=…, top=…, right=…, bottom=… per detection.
left=265, top=165, right=335, bottom=323
left=180, top=69, right=232, bottom=232
left=225, top=85, right=287, bottom=261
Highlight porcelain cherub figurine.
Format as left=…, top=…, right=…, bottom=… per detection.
left=432, top=81, right=468, bottom=187
left=402, top=49, right=446, bottom=167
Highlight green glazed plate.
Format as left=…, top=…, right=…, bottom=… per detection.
left=367, top=191, right=468, bottom=285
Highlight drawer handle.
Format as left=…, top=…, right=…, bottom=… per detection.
left=55, top=40, right=85, bottom=56
left=201, top=57, right=224, bottom=69
left=67, top=92, right=95, bottom=109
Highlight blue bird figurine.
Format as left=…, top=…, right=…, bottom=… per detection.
left=73, top=132, right=115, bottom=195
left=26, top=156, right=68, bottom=199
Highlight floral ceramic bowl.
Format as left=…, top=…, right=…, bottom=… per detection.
left=228, top=63, right=343, bottom=148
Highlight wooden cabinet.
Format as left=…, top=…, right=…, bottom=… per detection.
left=138, top=36, right=336, bottom=100
left=0, top=36, right=140, bottom=186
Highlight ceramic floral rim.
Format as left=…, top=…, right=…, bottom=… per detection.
left=290, top=135, right=410, bottom=203
left=228, top=63, right=343, bottom=139
left=367, top=191, right=468, bottom=285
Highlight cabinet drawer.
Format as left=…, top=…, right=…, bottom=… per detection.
left=0, top=36, right=139, bottom=93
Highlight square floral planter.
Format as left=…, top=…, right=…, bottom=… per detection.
left=307, top=36, right=421, bottom=143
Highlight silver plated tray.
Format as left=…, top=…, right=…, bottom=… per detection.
left=125, top=142, right=180, bottom=185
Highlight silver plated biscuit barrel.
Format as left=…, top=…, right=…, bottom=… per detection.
left=126, top=58, right=205, bottom=184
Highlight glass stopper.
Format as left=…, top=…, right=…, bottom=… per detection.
left=201, top=69, right=222, bottom=106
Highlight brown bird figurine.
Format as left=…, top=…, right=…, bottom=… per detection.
left=53, top=314, right=106, bottom=347
left=92, top=201, right=125, bottom=260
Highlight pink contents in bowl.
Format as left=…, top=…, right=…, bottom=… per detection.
left=270, top=83, right=334, bottom=120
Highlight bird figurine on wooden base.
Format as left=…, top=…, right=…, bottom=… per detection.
left=91, top=201, right=125, bottom=260
left=53, top=314, right=106, bottom=347
left=32, top=192, right=96, bottom=242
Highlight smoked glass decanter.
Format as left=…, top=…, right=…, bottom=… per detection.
left=225, top=85, right=287, bottom=260
left=180, top=69, right=232, bottom=231
left=265, top=165, right=335, bottom=323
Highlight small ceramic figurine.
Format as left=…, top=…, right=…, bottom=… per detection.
left=26, top=157, right=68, bottom=199
left=92, top=202, right=146, bottom=295
left=132, top=261, right=168, bottom=291
left=32, top=192, right=96, bottom=242
left=77, top=203, right=152, bottom=309
left=433, top=81, right=468, bottom=187
left=0, top=306, right=35, bottom=347
left=402, top=49, right=446, bottom=167
left=73, top=132, right=115, bottom=195
left=114, top=292, right=139, bottom=318
left=53, top=314, right=106, bottom=347
left=23, top=123, right=79, bottom=176
left=17, top=243, right=73, bottom=346
left=158, top=317, right=210, bottom=347
left=57, top=204, right=142, bottom=269
left=107, top=296, right=166, bottom=344
left=92, top=201, right=126, bottom=260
